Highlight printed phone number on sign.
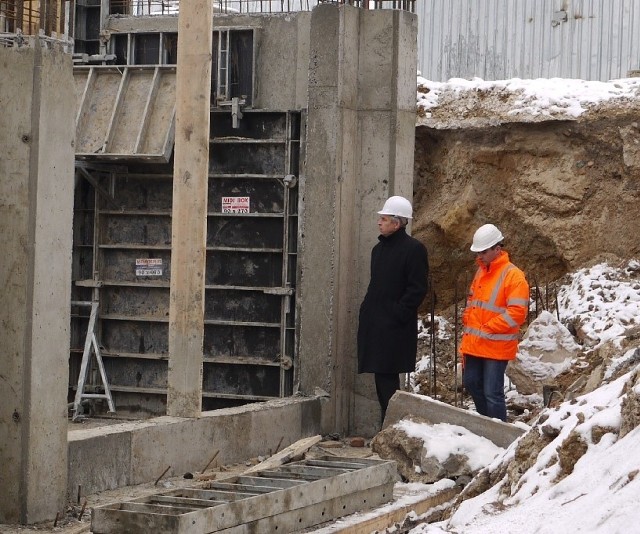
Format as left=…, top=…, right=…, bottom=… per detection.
left=221, top=196, right=250, bottom=213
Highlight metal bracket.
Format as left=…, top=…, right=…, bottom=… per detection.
left=219, top=97, right=246, bottom=128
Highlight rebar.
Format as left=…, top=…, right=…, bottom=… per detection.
left=453, top=280, right=458, bottom=407
left=430, top=281, right=436, bottom=399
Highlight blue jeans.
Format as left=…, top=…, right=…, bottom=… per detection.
left=463, top=355, right=508, bottom=421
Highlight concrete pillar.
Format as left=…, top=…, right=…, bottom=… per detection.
left=0, top=44, right=75, bottom=523
left=167, top=0, right=214, bottom=417
left=352, top=8, right=418, bottom=437
left=298, top=5, right=417, bottom=437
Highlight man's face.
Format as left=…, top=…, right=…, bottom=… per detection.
left=378, top=215, right=400, bottom=237
left=476, top=245, right=501, bottom=267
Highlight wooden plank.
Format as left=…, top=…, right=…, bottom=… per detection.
left=242, top=434, right=322, bottom=474
left=166, top=0, right=214, bottom=418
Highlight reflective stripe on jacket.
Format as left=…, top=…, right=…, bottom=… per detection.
left=460, top=251, right=529, bottom=361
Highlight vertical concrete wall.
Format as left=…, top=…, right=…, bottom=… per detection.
left=0, top=44, right=75, bottom=523
left=352, top=9, right=418, bottom=437
left=298, top=5, right=418, bottom=437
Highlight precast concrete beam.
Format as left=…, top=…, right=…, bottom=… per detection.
left=384, top=391, right=527, bottom=449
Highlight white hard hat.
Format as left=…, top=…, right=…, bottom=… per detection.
left=470, top=223, right=504, bottom=252
left=377, top=196, right=413, bottom=219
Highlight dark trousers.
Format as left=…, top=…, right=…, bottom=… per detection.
left=463, top=354, right=508, bottom=421
left=374, top=373, right=400, bottom=422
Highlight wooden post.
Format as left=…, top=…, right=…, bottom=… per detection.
left=167, top=0, right=214, bottom=417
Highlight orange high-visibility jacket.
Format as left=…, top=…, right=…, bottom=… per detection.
left=460, top=251, right=529, bottom=361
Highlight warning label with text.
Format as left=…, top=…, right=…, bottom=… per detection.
left=222, top=196, right=250, bottom=213
left=136, top=258, right=163, bottom=276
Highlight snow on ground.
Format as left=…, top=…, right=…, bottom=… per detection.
left=374, top=259, right=640, bottom=533
left=556, top=260, right=640, bottom=349
left=417, top=75, right=640, bottom=127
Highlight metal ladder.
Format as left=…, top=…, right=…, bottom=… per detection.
left=72, top=290, right=115, bottom=421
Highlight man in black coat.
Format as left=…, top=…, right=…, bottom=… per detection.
left=357, top=196, right=429, bottom=423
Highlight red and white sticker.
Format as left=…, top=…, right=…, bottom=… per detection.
left=222, top=196, right=250, bottom=213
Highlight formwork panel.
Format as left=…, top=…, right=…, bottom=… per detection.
left=70, top=108, right=300, bottom=415
left=101, top=319, right=168, bottom=354
left=202, top=363, right=280, bottom=397
left=210, top=112, right=287, bottom=140
left=210, top=144, right=286, bottom=175
left=102, top=286, right=170, bottom=317
left=104, top=358, right=167, bottom=389
left=92, top=457, right=397, bottom=534
left=205, top=289, right=281, bottom=323
left=74, top=66, right=176, bottom=160
left=208, top=179, right=285, bottom=214
left=75, top=71, right=122, bottom=153
left=110, top=177, right=173, bottom=210
left=207, top=217, right=283, bottom=248
left=203, top=325, right=280, bottom=359
left=101, top=249, right=172, bottom=283
left=104, top=215, right=172, bottom=246
left=139, top=70, right=176, bottom=156
left=109, top=70, right=157, bottom=153
left=206, top=250, right=282, bottom=287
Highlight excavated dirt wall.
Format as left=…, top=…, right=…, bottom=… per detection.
left=412, top=115, right=640, bottom=308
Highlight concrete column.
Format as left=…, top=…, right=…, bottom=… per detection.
left=352, top=9, right=418, bottom=436
left=167, top=1, right=214, bottom=417
left=298, top=4, right=417, bottom=437
left=298, top=4, right=360, bottom=436
left=0, top=44, right=75, bottom=523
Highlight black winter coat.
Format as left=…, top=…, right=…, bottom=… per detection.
left=357, top=227, right=429, bottom=374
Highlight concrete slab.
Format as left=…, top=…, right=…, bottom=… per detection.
left=383, top=391, right=526, bottom=449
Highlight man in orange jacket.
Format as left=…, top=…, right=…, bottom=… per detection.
left=460, top=224, right=529, bottom=421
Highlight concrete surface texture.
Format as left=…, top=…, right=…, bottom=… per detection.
left=0, top=43, right=75, bottom=523
left=297, top=4, right=418, bottom=437
left=383, top=391, right=526, bottom=449
left=67, top=396, right=324, bottom=498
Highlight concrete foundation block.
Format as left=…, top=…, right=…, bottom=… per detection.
left=68, top=397, right=324, bottom=496
left=68, top=427, right=133, bottom=499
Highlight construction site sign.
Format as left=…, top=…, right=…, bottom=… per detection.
left=136, top=258, right=163, bottom=276
left=222, top=196, right=250, bottom=213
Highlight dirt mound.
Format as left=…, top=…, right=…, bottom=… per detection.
left=412, top=103, right=640, bottom=308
